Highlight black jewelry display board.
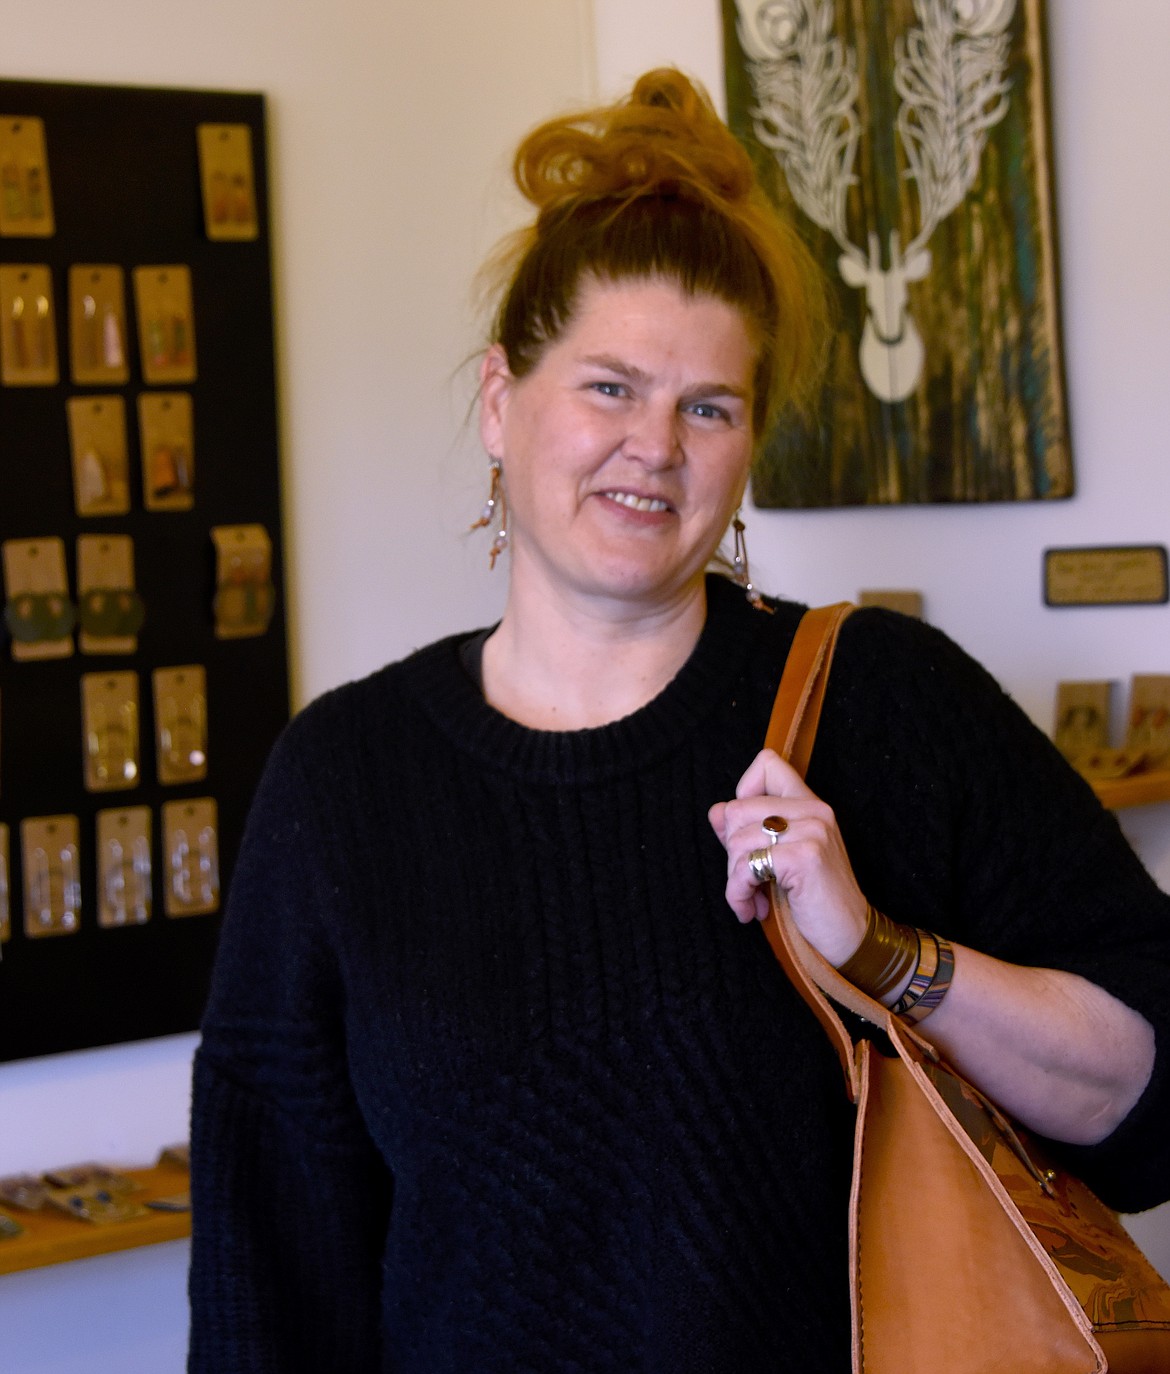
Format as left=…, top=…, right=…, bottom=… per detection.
left=0, top=78, right=289, bottom=1062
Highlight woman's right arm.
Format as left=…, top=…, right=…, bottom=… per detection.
left=188, top=722, right=392, bottom=1374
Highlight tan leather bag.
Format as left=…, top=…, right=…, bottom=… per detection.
left=764, top=603, right=1170, bottom=1374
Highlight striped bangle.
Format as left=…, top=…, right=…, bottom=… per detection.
left=892, top=931, right=955, bottom=1023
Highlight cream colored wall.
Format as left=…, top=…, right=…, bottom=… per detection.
left=1, top=1, right=1167, bottom=1366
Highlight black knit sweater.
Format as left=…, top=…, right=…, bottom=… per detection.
left=188, top=576, right=1170, bottom=1373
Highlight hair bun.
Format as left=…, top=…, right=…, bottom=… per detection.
left=481, top=66, right=829, bottom=433
left=513, top=69, right=755, bottom=219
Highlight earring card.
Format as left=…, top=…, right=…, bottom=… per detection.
left=858, top=589, right=924, bottom=619
left=80, top=671, right=140, bottom=793
left=197, top=124, right=259, bottom=241
left=96, top=806, right=152, bottom=928
left=2, top=536, right=74, bottom=662
left=162, top=798, right=219, bottom=917
left=211, top=524, right=274, bottom=638
left=67, top=396, right=131, bottom=517
left=133, top=265, right=196, bottom=384
left=0, top=76, right=288, bottom=1064
left=138, top=392, right=195, bottom=510
left=1126, top=676, right=1170, bottom=766
left=152, top=665, right=207, bottom=785
left=1053, top=681, right=1112, bottom=763
left=68, top=265, right=129, bottom=385
left=76, top=534, right=143, bottom=656
left=0, top=116, right=54, bottom=237
left=0, top=264, right=58, bottom=386
left=20, top=815, right=80, bottom=939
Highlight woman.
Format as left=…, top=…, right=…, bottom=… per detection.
left=188, top=71, right=1170, bottom=1372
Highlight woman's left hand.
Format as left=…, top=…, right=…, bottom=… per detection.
left=709, top=749, right=1158, bottom=1147
left=707, top=748, right=868, bottom=967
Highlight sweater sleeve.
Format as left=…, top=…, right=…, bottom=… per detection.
left=816, top=609, right=1170, bottom=1212
left=188, top=710, right=392, bottom=1374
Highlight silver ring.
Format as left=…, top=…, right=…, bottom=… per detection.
left=747, top=847, right=776, bottom=885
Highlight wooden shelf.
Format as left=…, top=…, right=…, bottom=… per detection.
left=0, top=1164, right=190, bottom=1276
left=1090, top=770, right=1170, bottom=811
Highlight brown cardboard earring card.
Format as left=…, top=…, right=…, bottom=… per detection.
left=67, top=396, right=131, bottom=516
left=20, top=815, right=81, bottom=938
left=81, top=671, right=140, bottom=792
left=162, top=797, right=219, bottom=916
left=0, top=116, right=54, bottom=237
left=2, top=536, right=75, bottom=661
left=197, top=123, right=258, bottom=241
left=0, top=822, right=10, bottom=944
left=1126, top=676, right=1170, bottom=767
left=153, top=665, right=208, bottom=784
left=211, top=523, right=275, bottom=638
left=138, top=391, right=195, bottom=510
left=858, top=589, right=925, bottom=619
left=1053, top=681, right=1112, bottom=763
left=96, top=806, right=152, bottom=928
left=68, top=265, right=129, bottom=385
left=1055, top=679, right=1150, bottom=780
left=132, top=265, right=196, bottom=383
left=0, top=264, right=58, bottom=385
left=76, top=534, right=144, bottom=655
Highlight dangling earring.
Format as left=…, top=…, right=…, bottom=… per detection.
left=732, top=511, right=770, bottom=612
left=469, top=458, right=508, bottom=569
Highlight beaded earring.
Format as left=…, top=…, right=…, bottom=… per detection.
left=469, top=459, right=508, bottom=569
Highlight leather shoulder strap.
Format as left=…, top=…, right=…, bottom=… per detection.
left=764, top=602, right=855, bottom=773
left=759, top=603, right=867, bottom=1099
left=758, top=608, right=983, bottom=1110
left=759, top=607, right=933, bottom=1095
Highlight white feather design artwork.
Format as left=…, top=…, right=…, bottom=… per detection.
left=737, top=0, right=1017, bottom=403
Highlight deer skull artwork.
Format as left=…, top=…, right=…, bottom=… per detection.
left=737, top=0, right=1017, bottom=403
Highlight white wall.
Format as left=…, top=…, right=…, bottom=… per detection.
left=2, top=2, right=1168, bottom=1367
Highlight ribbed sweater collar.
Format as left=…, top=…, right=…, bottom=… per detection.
left=403, top=575, right=773, bottom=786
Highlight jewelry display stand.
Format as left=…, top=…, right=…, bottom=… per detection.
left=0, top=1161, right=191, bottom=1276
left=0, top=77, right=289, bottom=1063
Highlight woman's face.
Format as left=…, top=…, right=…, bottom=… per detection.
left=479, top=276, right=757, bottom=614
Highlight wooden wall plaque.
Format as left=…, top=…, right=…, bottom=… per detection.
left=1043, top=546, right=1168, bottom=607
